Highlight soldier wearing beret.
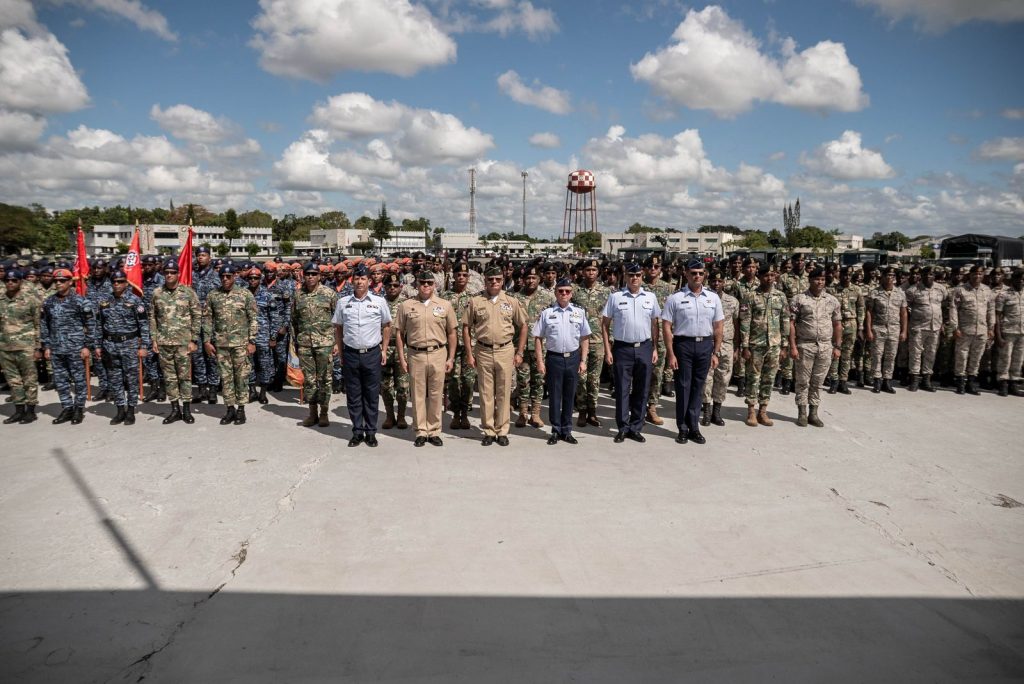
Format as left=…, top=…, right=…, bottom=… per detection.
left=513, top=265, right=554, bottom=429
left=191, top=245, right=222, bottom=404
left=1, top=270, right=42, bottom=424
left=788, top=267, right=842, bottom=427
left=41, top=268, right=95, bottom=425
left=203, top=265, right=258, bottom=425
left=293, top=262, right=340, bottom=428
left=149, top=259, right=201, bottom=424
left=440, top=261, right=478, bottom=429
left=571, top=258, right=610, bottom=427
left=380, top=273, right=410, bottom=429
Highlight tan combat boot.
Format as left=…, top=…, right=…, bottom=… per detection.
left=757, top=404, right=773, bottom=426
left=396, top=399, right=409, bottom=429
left=301, top=401, right=318, bottom=427
left=515, top=401, right=529, bottom=428
left=382, top=399, right=396, bottom=429
left=529, top=402, right=545, bottom=428
left=745, top=405, right=758, bottom=427
left=318, top=403, right=330, bottom=427
left=646, top=406, right=664, bottom=426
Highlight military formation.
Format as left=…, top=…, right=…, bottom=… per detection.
left=1, top=252, right=1021, bottom=444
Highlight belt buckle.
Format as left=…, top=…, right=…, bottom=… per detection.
left=632, top=341, right=641, bottom=348
left=562, top=352, right=571, bottom=358
left=695, top=336, right=703, bottom=342
left=359, top=347, right=368, bottom=353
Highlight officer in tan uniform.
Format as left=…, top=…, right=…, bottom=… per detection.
left=788, top=267, right=842, bottom=427
left=995, top=269, right=1023, bottom=396
left=464, top=266, right=528, bottom=446
left=865, top=267, right=907, bottom=394
left=395, top=270, right=458, bottom=447
left=950, top=264, right=995, bottom=395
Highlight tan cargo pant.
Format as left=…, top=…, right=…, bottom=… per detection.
left=996, top=333, right=1023, bottom=381
left=870, top=327, right=899, bottom=380
left=795, top=341, right=832, bottom=407
left=703, top=341, right=734, bottom=404
left=908, top=329, right=940, bottom=376
left=476, top=344, right=515, bottom=437
left=409, top=347, right=446, bottom=437
left=954, top=333, right=987, bottom=376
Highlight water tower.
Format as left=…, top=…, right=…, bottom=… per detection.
left=562, top=169, right=596, bottom=241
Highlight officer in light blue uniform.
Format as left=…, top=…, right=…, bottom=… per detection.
left=602, top=262, right=662, bottom=443
left=333, top=263, right=393, bottom=448
left=533, top=278, right=591, bottom=445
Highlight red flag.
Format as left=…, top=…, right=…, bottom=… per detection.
left=124, top=228, right=143, bottom=295
left=177, top=224, right=193, bottom=287
left=73, top=223, right=90, bottom=296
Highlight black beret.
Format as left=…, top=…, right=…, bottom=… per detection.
left=523, top=266, right=539, bottom=277
left=416, top=270, right=435, bottom=282
left=163, top=259, right=179, bottom=272
left=642, top=256, right=661, bottom=268
left=383, top=273, right=401, bottom=286
left=302, top=263, right=320, bottom=274
left=581, top=259, right=599, bottom=269
left=452, top=261, right=469, bottom=274
left=808, top=267, right=825, bottom=278
left=484, top=266, right=503, bottom=277
left=4, top=269, right=23, bottom=281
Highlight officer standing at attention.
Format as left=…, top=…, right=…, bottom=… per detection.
left=293, top=263, right=340, bottom=428
left=661, top=259, right=724, bottom=445
left=464, top=266, right=528, bottom=447
left=191, top=246, right=222, bottom=404
left=994, top=269, right=1023, bottom=396
left=904, top=266, right=947, bottom=392
left=380, top=273, right=410, bottom=429
left=203, top=265, right=258, bottom=425
left=701, top=271, right=741, bottom=427
left=1, top=270, right=42, bottom=424
left=865, top=266, right=908, bottom=394
left=533, top=278, right=590, bottom=444
left=333, top=263, right=392, bottom=448
left=949, top=264, right=995, bottom=395
left=94, top=270, right=150, bottom=426
left=149, top=259, right=200, bottom=425
left=602, top=262, right=661, bottom=443
left=440, top=261, right=478, bottom=430
left=42, top=268, right=95, bottom=425
left=642, top=255, right=674, bottom=426
left=395, top=270, right=458, bottom=447
left=788, top=267, right=842, bottom=427
left=739, top=265, right=790, bottom=427
left=571, top=259, right=611, bottom=427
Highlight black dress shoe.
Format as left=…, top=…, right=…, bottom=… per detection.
left=614, top=431, right=626, bottom=443
left=348, top=434, right=364, bottom=447
left=627, top=431, right=646, bottom=443
left=687, top=429, right=706, bottom=445
left=547, top=434, right=559, bottom=445
left=428, top=436, right=443, bottom=447
left=563, top=435, right=578, bottom=445
left=481, top=436, right=494, bottom=446
left=365, top=435, right=378, bottom=447
left=414, top=436, right=427, bottom=447
left=496, top=435, right=509, bottom=446
left=675, top=431, right=688, bottom=444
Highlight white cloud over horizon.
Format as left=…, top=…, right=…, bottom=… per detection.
left=496, top=70, right=571, bottom=114
left=856, top=0, right=1024, bottom=33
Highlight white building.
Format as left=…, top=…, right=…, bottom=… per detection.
left=835, top=234, right=865, bottom=251
left=87, top=225, right=274, bottom=256
left=600, top=231, right=731, bottom=257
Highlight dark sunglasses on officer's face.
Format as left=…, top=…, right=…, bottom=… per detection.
left=54, top=278, right=71, bottom=283
left=246, top=275, right=261, bottom=279
left=113, top=279, right=127, bottom=284
left=556, top=289, right=573, bottom=294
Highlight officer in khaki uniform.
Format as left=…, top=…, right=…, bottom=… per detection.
left=464, top=266, right=528, bottom=446
left=995, top=269, right=1023, bottom=396
left=395, top=270, right=458, bottom=447
left=788, top=267, right=842, bottom=427
left=904, top=266, right=947, bottom=392
left=865, top=267, right=907, bottom=394
left=950, top=264, right=995, bottom=395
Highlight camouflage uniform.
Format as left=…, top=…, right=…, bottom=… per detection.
left=950, top=283, right=995, bottom=378
left=778, top=272, right=809, bottom=384
left=95, top=290, right=150, bottom=407
left=905, top=283, right=947, bottom=377
left=790, top=290, right=841, bottom=408
left=292, top=284, right=339, bottom=407
left=739, top=288, right=789, bottom=408
left=247, top=285, right=280, bottom=389
left=703, top=291, right=739, bottom=403
left=645, top=277, right=675, bottom=410
left=191, top=265, right=222, bottom=389
left=995, top=286, right=1024, bottom=383
left=381, top=293, right=410, bottom=405
left=42, top=291, right=96, bottom=409
left=203, top=286, right=258, bottom=406
left=725, top=276, right=759, bottom=387
left=267, top=275, right=294, bottom=389
left=826, top=284, right=865, bottom=383
left=571, top=281, right=611, bottom=415
left=514, top=288, right=555, bottom=410
left=440, top=287, right=475, bottom=415
left=867, top=287, right=907, bottom=380
left=141, top=272, right=165, bottom=386
left=0, top=288, right=42, bottom=407
left=85, top=276, right=113, bottom=395
left=150, top=284, right=201, bottom=402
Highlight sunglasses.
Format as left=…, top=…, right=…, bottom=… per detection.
left=113, top=279, right=128, bottom=284
left=628, top=273, right=642, bottom=277
left=54, top=278, right=71, bottom=283
left=556, top=289, right=573, bottom=294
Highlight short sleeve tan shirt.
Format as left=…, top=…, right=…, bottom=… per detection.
left=465, top=291, right=527, bottom=345
left=396, top=296, right=457, bottom=347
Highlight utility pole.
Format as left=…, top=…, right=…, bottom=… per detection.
left=521, top=171, right=528, bottom=235
left=469, top=167, right=476, bottom=235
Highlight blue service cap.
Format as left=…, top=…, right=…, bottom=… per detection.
left=163, top=258, right=179, bottom=272
left=352, top=263, right=369, bottom=277
left=302, top=262, right=321, bottom=274
left=686, top=259, right=705, bottom=270
left=555, top=278, right=573, bottom=289
left=196, top=246, right=211, bottom=255
left=111, top=270, right=128, bottom=280
left=625, top=262, right=642, bottom=274
left=4, top=269, right=23, bottom=281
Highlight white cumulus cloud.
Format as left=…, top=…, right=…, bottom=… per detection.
left=802, top=130, right=896, bottom=180
left=150, top=104, right=238, bottom=144
left=481, top=1, right=557, bottom=39
left=52, top=0, right=178, bottom=41
left=630, top=5, right=867, bottom=117
left=856, top=0, right=1024, bottom=33
left=977, top=136, right=1024, bottom=161
left=309, top=93, right=407, bottom=136
left=497, top=70, right=571, bottom=114
left=0, top=109, right=46, bottom=150
left=250, top=0, right=457, bottom=81
left=273, top=129, right=368, bottom=192
left=528, top=131, right=560, bottom=148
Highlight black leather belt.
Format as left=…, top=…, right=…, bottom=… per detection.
left=104, top=332, right=139, bottom=343
left=674, top=335, right=709, bottom=342
left=477, top=340, right=512, bottom=349
left=547, top=350, right=580, bottom=358
left=614, top=340, right=650, bottom=347
left=408, top=344, right=444, bottom=352
left=345, top=343, right=380, bottom=354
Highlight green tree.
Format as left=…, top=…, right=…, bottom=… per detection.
left=245, top=242, right=261, bottom=257
left=0, top=203, right=40, bottom=254
left=699, top=225, right=744, bottom=234
left=224, top=209, right=241, bottom=240
left=732, top=231, right=771, bottom=249
left=116, top=241, right=130, bottom=254
left=626, top=222, right=663, bottom=234
left=353, top=215, right=374, bottom=231
left=239, top=210, right=274, bottom=228
left=279, top=239, right=295, bottom=256
left=867, top=231, right=911, bottom=251
left=787, top=225, right=837, bottom=252
left=572, top=231, right=602, bottom=253
left=215, top=241, right=230, bottom=257
left=920, top=244, right=936, bottom=259
left=319, top=210, right=351, bottom=230
left=370, top=203, right=394, bottom=251
left=484, top=231, right=503, bottom=241
left=350, top=240, right=375, bottom=253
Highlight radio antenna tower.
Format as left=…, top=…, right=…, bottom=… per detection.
left=521, top=171, right=528, bottom=234
left=469, top=167, right=477, bottom=235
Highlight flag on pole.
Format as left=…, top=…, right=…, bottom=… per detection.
left=178, top=220, right=194, bottom=286
left=73, top=219, right=89, bottom=296
left=125, top=222, right=143, bottom=295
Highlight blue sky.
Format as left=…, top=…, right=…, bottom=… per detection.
left=2, top=0, right=1022, bottom=238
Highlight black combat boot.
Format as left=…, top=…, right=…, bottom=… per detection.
left=110, top=406, right=126, bottom=425
left=71, top=406, right=84, bottom=424
left=998, top=380, right=1009, bottom=397
left=826, top=378, right=837, bottom=394
left=248, top=385, right=259, bottom=403
left=872, top=378, right=881, bottom=394
left=856, top=370, right=866, bottom=388
left=53, top=407, right=74, bottom=424
left=838, top=380, right=851, bottom=394
left=4, top=405, right=25, bottom=424
left=882, top=379, right=895, bottom=394
left=779, top=378, right=790, bottom=396
left=662, top=378, right=674, bottom=397
left=774, top=372, right=783, bottom=390
left=966, top=376, right=980, bottom=395
left=220, top=406, right=236, bottom=425
left=710, top=402, right=724, bottom=426
left=156, top=379, right=166, bottom=402
left=143, top=380, right=158, bottom=402
left=208, top=384, right=218, bottom=404
left=163, top=400, right=182, bottom=424
left=19, top=405, right=37, bottom=423
left=908, top=374, right=919, bottom=392
left=922, top=375, right=936, bottom=392
left=234, top=405, right=246, bottom=425
left=734, top=377, right=745, bottom=397
left=196, top=384, right=207, bottom=402
left=123, top=406, right=136, bottom=425
left=955, top=376, right=965, bottom=394
left=257, top=385, right=268, bottom=404
left=1011, top=381, right=1024, bottom=397
left=700, top=402, right=711, bottom=426
left=181, top=402, right=195, bottom=424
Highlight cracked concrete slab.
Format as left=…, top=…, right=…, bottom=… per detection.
left=0, top=387, right=1022, bottom=682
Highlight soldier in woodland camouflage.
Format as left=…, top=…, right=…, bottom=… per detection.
left=513, top=266, right=554, bottom=429
left=203, top=265, right=258, bottom=425
left=149, top=259, right=201, bottom=424
left=643, top=256, right=675, bottom=426
left=440, top=262, right=477, bottom=429
left=739, top=265, right=789, bottom=428
left=1, top=270, right=42, bottom=424
left=41, top=268, right=95, bottom=425
left=701, top=271, right=740, bottom=427
left=381, top=273, right=410, bottom=429
left=571, top=259, right=610, bottom=427
left=826, top=267, right=864, bottom=394
left=292, top=263, right=339, bottom=428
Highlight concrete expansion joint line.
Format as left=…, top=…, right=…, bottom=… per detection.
left=827, top=486, right=975, bottom=597
left=109, top=449, right=331, bottom=682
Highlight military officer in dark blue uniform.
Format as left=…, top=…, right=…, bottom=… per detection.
left=42, top=268, right=96, bottom=425
left=191, top=246, right=221, bottom=404
left=94, top=270, right=151, bottom=425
